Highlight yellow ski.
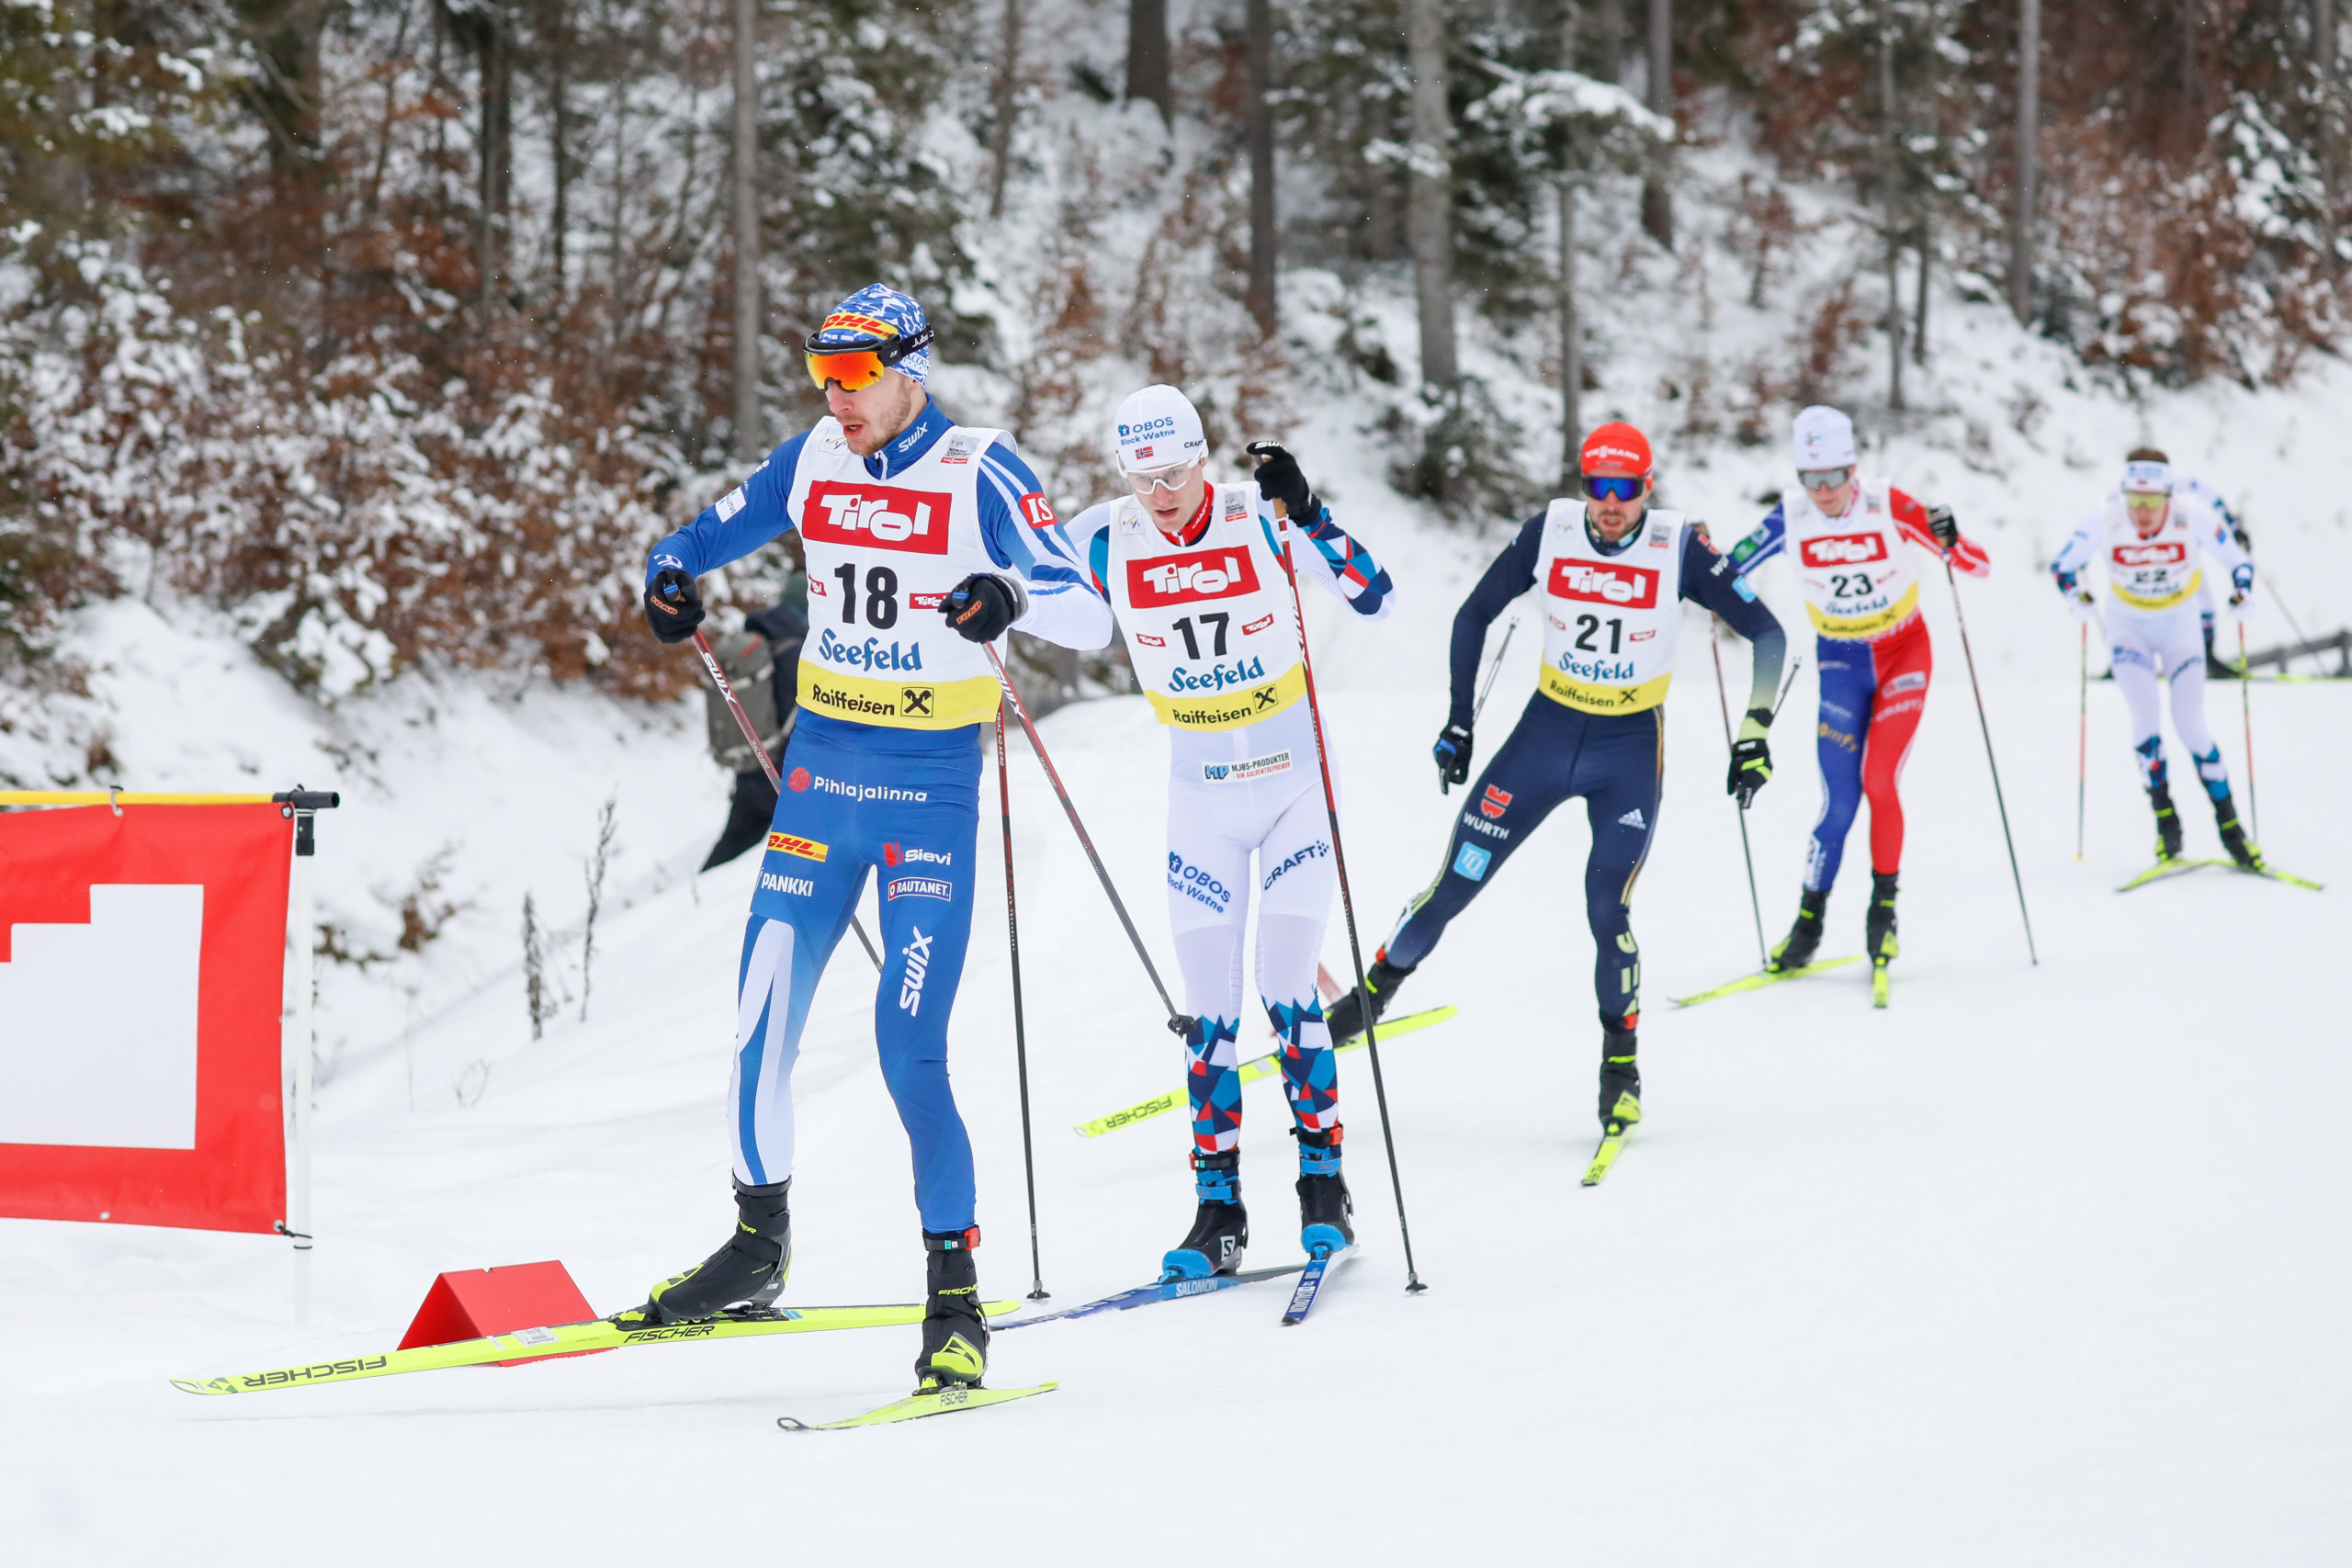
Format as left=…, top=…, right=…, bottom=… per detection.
left=777, top=1381, right=1058, bottom=1430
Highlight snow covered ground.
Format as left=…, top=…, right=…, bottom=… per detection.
left=9, top=127, right=2352, bottom=1562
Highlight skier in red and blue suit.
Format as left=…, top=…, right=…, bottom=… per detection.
left=1725, top=405, right=1989, bottom=978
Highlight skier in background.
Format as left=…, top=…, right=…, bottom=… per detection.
left=633, top=284, right=1110, bottom=1393
left=1325, top=422, right=1785, bottom=1141
left=2052, top=447, right=2260, bottom=868
left=1726, top=405, right=1990, bottom=982
left=698, top=592, right=808, bottom=871
left=1060, top=386, right=1394, bottom=1281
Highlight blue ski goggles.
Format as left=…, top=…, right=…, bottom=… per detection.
left=1581, top=474, right=1645, bottom=502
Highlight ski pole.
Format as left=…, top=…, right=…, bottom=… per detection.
left=1443, top=615, right=1521, bottom=795
left=1709, top=620, right=1769, bottom=970
left=2075, top=621, right=2088, bottom=860
left=1271, top=500, right=1428, bottom=1294
left=1942, top=562, right=2037, bottom=964
left=2238, top=622, right=2258, bottom=840
left=992, top=704, right=1048, bottom=1301
left=693, top=628, right=881, bottom=971
left=985, top=644, right=1194, bottom=1037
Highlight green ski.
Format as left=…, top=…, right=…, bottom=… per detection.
left=1581, top=1129, right=1628, bottom=1187
left=2117, top=856, right=2224, bottom=893
left=777, top=1381, right=1058, bottom=1430
left=2228, top=862, right=2324, bottom=891
left=1668, top=955, right=1862, bottom=1008
left=172, top=1300, right=1023, bottom=1396
left=1871, top=958, right=1890, bottom=1009
left=1075, top=1005, right=1458, bottom=1137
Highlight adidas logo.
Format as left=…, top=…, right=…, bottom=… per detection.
left=1618, top=808, right=1646, bottom=829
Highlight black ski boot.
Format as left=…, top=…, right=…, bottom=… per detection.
left=2150, top=782, right=2185, bottom=861
left=1865, top=873, right=1900, bottom=966
left=1769, top=888, right=1830, bottom=972
left=1598, top=1015, right=1641, bottom=1133
left=619, top=1178, right=791, bottom=1326
left=1293, top=1125, right=1353, bottom=1258
left=1160, top=1148, right=1248, bottom=1280
left=2213, top=792, right=2263, bottom=870
left=1324, top=953, right=1415, bottom=1044
left=916, top=1227, right=988, bottom=1390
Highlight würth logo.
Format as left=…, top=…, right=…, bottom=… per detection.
left=1547, top=559, right=1658, bottom=609
left=2113, top=541, right=2187, bottom=567
left=803, top=482, right=952, bottom=555
left=1128, top=548, right=1261, bottom=606
left=1799, top=533, right=1889, bottom=568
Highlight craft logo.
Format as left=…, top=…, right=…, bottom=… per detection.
left=899, top=928, right=933, bottom=1014
left=787, top=767, right=812, bottom=792
left=1129, top=547, right=1261, bottom=606
left=1546, top=559, right=1658, bottom=609
left=2114, top=540, right=2187, bottom=567
left=887, top=876, right=953, bottom=901
left=766, top=832, right=828, bottom=862
left=1800, top=533, right=1889, bottom=568
left=803, top=482, right=953, bottom=555
left=884, top=844, right=953, bottom=866
left=1261, top=840, right=1330, bottom=892
left=760, top=872, right=816, bottom=897
left=1021, top=493, right=1058, bottom=528
left=1480, top=784, right=1512, bottom=820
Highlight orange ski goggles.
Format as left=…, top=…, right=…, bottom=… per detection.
left=803, top=321, right=934, bottom=391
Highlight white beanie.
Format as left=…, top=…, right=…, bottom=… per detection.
left=1114, top=385, right=1209, bottom=472
left=1792, top=405, right=1858, bottom=471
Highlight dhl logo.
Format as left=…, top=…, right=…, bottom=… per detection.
left=767, top=832, right=829, bottom=862
left=1547, top=558, right=1658, bottom=609
left=1800, top=532, right=1889, bottom=567
left=1129, top=547, right=1261, bottom=605
left=804, top=482, right=951, bottom=554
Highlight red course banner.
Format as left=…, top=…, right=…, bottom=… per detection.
left=0, top=804, right=292, bottom=1233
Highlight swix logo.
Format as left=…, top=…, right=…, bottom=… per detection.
left=1546, top=559, right=1658, bottom=609
left=1800, top=533, right=1889, bottom=568
left=1480, top=784, right=1512, bottom=820
left=2113, top=540, right=2187, bottom=567
left=1129, top=547, right=1261, bottom=606
left=803, top=482, right=952, bottom=555
left=898, top=928, right=933, bottom=1014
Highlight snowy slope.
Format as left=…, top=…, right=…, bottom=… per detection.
left=8, top=121, right=2352, bottom=1563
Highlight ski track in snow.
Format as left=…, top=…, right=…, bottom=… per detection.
left=10, top=194, right=2352, bottom=1568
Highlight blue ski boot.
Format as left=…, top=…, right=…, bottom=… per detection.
left=1294, top=1124, right=1353, bottom=1258
left=1160, top=1149, right=1247, bottom=1280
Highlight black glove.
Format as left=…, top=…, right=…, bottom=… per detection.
left=644, top=567, right=704, bottom=644
left=1925, top=503, right=1960, bottom=550
left=941, top=573, right=1022, bottom=642
left=1728, top=729, right=1772, bottom=808
left=1433, top=721, right=1473, bottom=792
left=1246, top=441, right=1320, bottom=522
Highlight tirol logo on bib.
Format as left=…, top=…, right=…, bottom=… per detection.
left=1546, top=559, right=1658, bottom=609
left=1127, top=547, right=1261, bottom=607
left=2114, top=540, right=2187, bottom=567
left=802, top=481, right=953, bottom=555
left=1800, top=533, right=1889, bottom=568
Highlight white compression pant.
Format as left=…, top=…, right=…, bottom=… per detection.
left=1162, top=738, right=1340, bottom=1155
left=2110, top=605, right=2228, bottom=794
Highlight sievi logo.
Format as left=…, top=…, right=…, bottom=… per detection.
left=1547, top=559, right=1659, bottom=609
left=803, top=482, right=952, bottom=554
left=1800, top=533, right=1889, bottom=568
left=1129, top=548, right=1261, bottom=606
left=2113, top=540, right=2187, bottom=567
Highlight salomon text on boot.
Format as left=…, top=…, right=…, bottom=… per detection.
left=1598, top=1015, right=1641, bottom=1134
left=917, top=1227, right=988, bottom=1390
left=1293, top=1125, right=1353, bottom=1258
left=1324, top=952, right=1415, bottom=1044
left=1770, top=888, right=1830, bottom=972
left=1160, top=1148, right=1248, bottom=1280
left=618, top=1178, right=792, bottom=1326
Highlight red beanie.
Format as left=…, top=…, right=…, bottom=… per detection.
left=1579, top=422, right=1653, bottom=476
